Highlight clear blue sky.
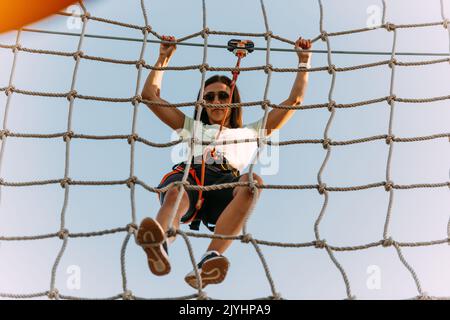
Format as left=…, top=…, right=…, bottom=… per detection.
left=0, top=0, right=449, bottom=299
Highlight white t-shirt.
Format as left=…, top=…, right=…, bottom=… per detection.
left=177, top=116, right=269, bottom=172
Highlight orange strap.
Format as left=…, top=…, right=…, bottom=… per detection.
left=197, top=53, right=244, bottom=212
left=157, top=164, right=204, bottom=225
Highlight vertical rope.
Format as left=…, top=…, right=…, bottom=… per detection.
left=440, top=0, right=450, bottom=248
left=316, top=0, right=354, bottom=300
left=0, top=30, right=21, bottom=205
left=393, top=242, right=424, bottom=297
left=49, top=0, right=89, bottom=300
left=381, top=2, right=426, bottom=298
left=119, top=0, right=151, bottom=300
left=239, top=0, right=280, bottom=300
left=166, top=0, right=210, bottom=298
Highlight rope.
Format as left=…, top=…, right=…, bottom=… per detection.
left=0, top=0, right=448, bottom=300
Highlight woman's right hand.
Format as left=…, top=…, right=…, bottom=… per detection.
left=159, top=35, right=177, bottom=60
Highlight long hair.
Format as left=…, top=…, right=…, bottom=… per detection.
left=194, top=75, right=243, bottom=128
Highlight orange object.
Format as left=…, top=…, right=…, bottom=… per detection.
left=0, top=0, right=80, bottom=33
left=157, top=164, right=204, bottom=225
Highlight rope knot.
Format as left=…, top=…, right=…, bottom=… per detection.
left=60, top=178, right=72, bottom=188
left=131, top=94, right=142, bottom=106
left=57, top=229, right=69, bottom=240
left=12, top=44, right=22, bottom=53
left=0, top=129, right=10, bottom=140
left=327, top=100, right=336, bottom=112
left=201, top=27, right=210, bottom=39
left=195, top=99, right=206, bottom=108
left=261, top=99, right=271, bottom=108
left=81, top=12, right=91, bottom=22
left=122, top=290, right=134, bottom=300
left=48, top=289, right=60, bottom=300
left=127, top=133, right=139, bottom=144
left=73, top=50, right=84, bottom=61
left=126, top=223, right=138, bottom=235
left=385, top=134, right=395, bottom=145
left=417, top=293, right=430, bottom=300
left=261, top=99, right=271, bottom=111
left=264, top=64, right=273, bottom=74
left=135, top=59, right=146, bottom=69
left=66, top=90, right=77, bottom=101
left=320, top=31, right=328, bottom=41
left=197, top=291, right=209, bottom=300
left=173, top=180, right=189, bottom=189
left=384, top=22, right=396, bottom=32
left=322, top=138, right=331, bottom=149
left=126, top=176, right=137, bottom=188
left=387, top=94, right=396, bottom=105
left=314, top=239, right=327, bottom=249
left=264, top=30, right=273, bottom=40
left=241, top=233, right=253, bottom=243
left=5, top=85, right=15, bottom=96
left=318, top=183, right=327, bottom=194
left=63, top=131, right=74, bottom=142
left=199, top=63, right=209, bottom=73
left=271, top=292, right=282, bottom=300
left=384, top=180, right=394, bottom=191
left=327, top=64, right=336, bottom=75
left=166, top=227, right=177, bottom=238
left=443, top=19, right=449, bottom=29
left=388, top=58, right=397, bottom=69
left=142, top=25, right=152, bottom=35
left=382, top=237, right=394, bottom=247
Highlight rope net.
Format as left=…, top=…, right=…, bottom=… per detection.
left=0, top=0, right=449, bottom=300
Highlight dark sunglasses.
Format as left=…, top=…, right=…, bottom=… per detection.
left=203, top=91, right=230, bottom=102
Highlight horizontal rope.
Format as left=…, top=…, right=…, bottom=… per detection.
left=1, top=227, right=448, bottom=255
left=2, top=43, right=450, bottom=70
left=2, top=87, right=450, bottom=110
left=18, top=19, right=450, bottom=57
left=0, top=177, right=447, bottom=193
left=0, top=130, right=448, bottom=148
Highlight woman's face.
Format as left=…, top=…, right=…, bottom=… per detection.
left=202, top=82, right=232, bottom=126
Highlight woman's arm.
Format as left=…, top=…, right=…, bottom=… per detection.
left=141, top=35, right=185, bottom=130
left=264, top=37, right=312, bottom=136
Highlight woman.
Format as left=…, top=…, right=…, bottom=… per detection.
left=137, top=35, right=312, bottom=289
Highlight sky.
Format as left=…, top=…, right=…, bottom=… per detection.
left=0, top=0, right=449, bottom=300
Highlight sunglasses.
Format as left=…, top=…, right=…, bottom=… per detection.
left=203, top=91, right=230, bottom=103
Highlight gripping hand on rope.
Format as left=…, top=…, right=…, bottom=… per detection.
left=141, top=35, right=186, bottom=130
left=295, top=37, right=312, bottom=65
left=159, top=35, right=177, bottom=61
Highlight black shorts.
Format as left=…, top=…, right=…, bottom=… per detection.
left=157, top=163, right=241, bottom=232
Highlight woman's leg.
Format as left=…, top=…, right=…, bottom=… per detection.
left=155, top=185, right=190, bottom=245
left=206, top=173, right=263, bottom=254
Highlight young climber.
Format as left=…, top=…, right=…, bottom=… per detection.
left=137, top=34, right=312, bottom=289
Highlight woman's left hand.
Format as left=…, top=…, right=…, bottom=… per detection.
left=295, top=37, right=312, bottom=63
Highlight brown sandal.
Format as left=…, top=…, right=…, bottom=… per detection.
left=137, top=217, right=170, bottom=276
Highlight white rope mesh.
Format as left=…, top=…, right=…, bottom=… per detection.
left=0, top=0, right=449, bottom=300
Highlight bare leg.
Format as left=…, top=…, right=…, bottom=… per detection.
left=155, top=186, right=190, bottom=245
left=206, top=173, right=262, bottom=254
